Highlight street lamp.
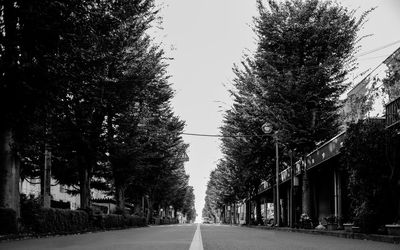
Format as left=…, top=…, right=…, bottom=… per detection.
left=262, top=122, right=280, bottom=227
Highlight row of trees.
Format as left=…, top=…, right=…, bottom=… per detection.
left=0, top=0, right=195, bottom=222
left=203, top=0, right=368, bottom=222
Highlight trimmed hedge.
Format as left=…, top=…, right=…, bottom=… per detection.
left=160, top=217, right=179, bottom=225
left=103, top=214, right=124, bottom=229
left=126, top=215, right=146, bottom=227
left=31, top=208, right=89, bottom=234
left=0, top=208, right=18, bottom=234
left=14, top=204, right=147, bottom=235
left=98, top=214, right=146, bottom=229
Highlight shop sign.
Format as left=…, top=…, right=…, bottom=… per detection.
left=306, top=132, right=345, bottom=170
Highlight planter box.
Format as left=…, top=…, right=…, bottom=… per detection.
left=343, top=223, right=354, bottom=232
left=352, top=226, right=361, bottom=233
left=326, top=223, right=338, bottom=231
left=386, top=224, right=400, bottom=236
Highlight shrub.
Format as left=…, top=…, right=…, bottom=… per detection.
left=0, top=208, right=18, bottom=234
left=31, top=208, right=89, bottom=234
left=102, top=214, right=124, bottom=229
left=341, top=120, right=400, bottom=233
left=101, top=214, right=146, bottom=229
left=20, top=194, right=41, bottom=230
left=126, top=215, right=146, bottom=227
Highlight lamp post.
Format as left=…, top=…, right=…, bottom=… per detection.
left=262, top=122, right=280, bottom=227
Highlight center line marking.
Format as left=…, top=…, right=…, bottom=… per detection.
left=189, top=223, right=204, bottom=250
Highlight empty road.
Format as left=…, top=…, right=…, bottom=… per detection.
left=0, top=224, right=398, bottom=250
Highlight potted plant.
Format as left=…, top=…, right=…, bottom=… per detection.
left=385, top=223, right=400, bottom=236
left=324, top=215, right=338, bottom=231
left=343, top=222, right=354, bottom=232
left=300, top=213, right=313, bottom=229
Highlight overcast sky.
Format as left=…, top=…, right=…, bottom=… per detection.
left=153, top=0, right=400, bottom=220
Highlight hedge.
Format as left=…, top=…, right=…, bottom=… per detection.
left=0, top=208, right=18, bottom=234
left=160, top=217, right=178, bottom=225
left=31, top=208, right=89, bottom=234
left=125, top=215, right=146, bottom=227
left=10, top=204, right=147, bottom=235
left=97, top=214, right=146, bottom=229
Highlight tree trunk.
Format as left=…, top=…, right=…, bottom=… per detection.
left=246, top=200, right=251, bottom=225
left=41, top=144, right=51, bottom=208
left=302, top=170, right=311, bottom=216
left=115, top=185, right=126, bottom=212
left=146, top=196, right=153, bottom=224
left=0, top=128, right=20, bottom=218
left=256, top=197, right=262, bottom=225
left=233, top=203, right=237, bottom=224
left=79, top=167, right=90, bottom=209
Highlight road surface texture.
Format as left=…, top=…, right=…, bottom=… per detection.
left=201, top=224, right=399, bottom=250
left=0, top=224, right=196, bottom=250
left=1, top=224, right=399, bottom=250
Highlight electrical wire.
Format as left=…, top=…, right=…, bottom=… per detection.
left=182, top=132, right=264, bottom=138
left=357, top=40, right=400, bottom=57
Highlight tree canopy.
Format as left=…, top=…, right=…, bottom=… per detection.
left=204, top=0, right=370, bottom=216
left=0, top=0, right=194, bottom=221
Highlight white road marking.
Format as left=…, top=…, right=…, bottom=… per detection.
left=189, top=223, right=204, bottom=250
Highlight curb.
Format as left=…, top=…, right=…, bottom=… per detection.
left=0, top=225, right=149, bottom=243
left=245, top=225, right=400, bottom=244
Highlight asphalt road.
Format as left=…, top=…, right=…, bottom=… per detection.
left=1, top=224, right=399, bottom=250
left=201, top=224, right=399, bottom=250
left=0, top=224, right=196, bottom=250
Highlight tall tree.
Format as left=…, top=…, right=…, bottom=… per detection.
left=254, top=0, right=371, bottom=153
left=0, top=0, right=74, bottom=215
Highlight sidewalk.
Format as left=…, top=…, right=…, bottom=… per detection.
left=245, top=225, right=400, bottom=244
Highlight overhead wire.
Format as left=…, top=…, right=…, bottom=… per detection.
left=357, top=40, right=400, bottom=57
left=181, top=132, right=264, bottom=138
left=182, top=42, right=400, bottom=139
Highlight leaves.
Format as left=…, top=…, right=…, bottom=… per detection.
left=1, top=0, right=193, bottom=216
left=204, top=0, right=370, bottom=215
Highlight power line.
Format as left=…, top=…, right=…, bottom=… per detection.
left=181, top=132, right=263, bottom=138
left=357, top=40, right=400, bottom=57
left=349, top=45, right=399, bottom=93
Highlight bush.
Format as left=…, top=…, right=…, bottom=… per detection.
left=20, top=194, right=41, bottom=230
left=102, top=214, right=123, bottom=229
left=31, top=208, right=89, bottom=234
left=19, top=200, right=147, bottom=234
left=0, top=208, right=18, bottom=234
left=126, top=215, right=146, bottom=227
left=341, top=120, right=400, bottom=233
left=100, top=214, right=146, bottom=229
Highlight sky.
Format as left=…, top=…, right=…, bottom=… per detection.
left=153, top=0, right=400, bottom=220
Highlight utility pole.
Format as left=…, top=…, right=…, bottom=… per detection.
left=289, top=150, right=294, bottom=228
left=262, top=122, right=280, bottom=227
left=275, top=134, right=280, bottom=227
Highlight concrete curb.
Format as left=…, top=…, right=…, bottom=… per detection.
left=0, top=225, right=149, bottom=243
left=245, top=225, right=400, bottom=244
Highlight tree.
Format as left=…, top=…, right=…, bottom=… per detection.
left=182, top=186, right=196, bottom=222
left=253, top=0, right=372, bottom=154
left=50, top=0, right=161, bottom=209
left=206, top=0, right=371, bottom=224
left=382, top=49, right=400, bottom=102
left=217, top=60, right=277, bottom=224
left=0, top=0, right=77, bottom=215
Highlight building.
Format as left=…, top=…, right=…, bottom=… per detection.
left=20, top=177, right=109, bottom=210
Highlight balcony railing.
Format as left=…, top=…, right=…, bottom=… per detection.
left=386, top=96, right=400, bottom=129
